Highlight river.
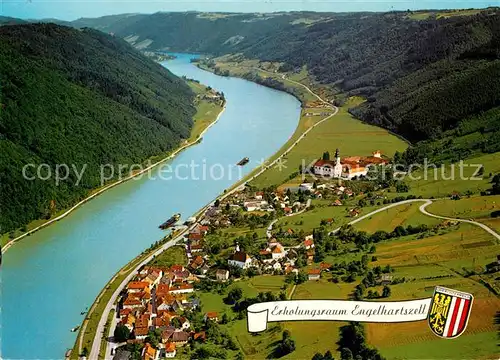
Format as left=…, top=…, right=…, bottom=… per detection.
left=0, top=53, right=301, bottom=359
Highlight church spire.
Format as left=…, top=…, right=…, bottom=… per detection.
left=334, top=148, right=339, bottom=159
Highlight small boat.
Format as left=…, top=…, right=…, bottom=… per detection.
left=159, top=213, right=181, bottom=230
left=70, top=325, right=80, bottom=332
left=237, top=157, right=249, bottom=166
left=80, top=311, right=86, bottom=315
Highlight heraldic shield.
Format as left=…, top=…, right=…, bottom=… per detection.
left=428, top=286, right=473, bottom=338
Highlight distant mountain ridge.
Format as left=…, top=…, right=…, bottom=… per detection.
left=67, top=9, right=500, bottom=144
left=0, top=23, right=195, bottom=234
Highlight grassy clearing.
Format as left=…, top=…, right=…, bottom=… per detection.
left=148, top=245, right=187, bottom=267
left=186, top=80, right=224, bottom=143
left=406, top=152, right=500, bottom=198
left=274, top=198, right=382, bottom=235
left=251, top=97, right=408, bottom=188
left=407, top=9, right=483, bottom=20
left=353, top=202, right=442, bottom=233
left=427, top=195, right=500, bottom=219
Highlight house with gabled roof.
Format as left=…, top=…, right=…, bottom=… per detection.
left=228, top=251, right=252, bottom=269
left=142, top=343, right=159, bottom=360
left=308, top=269, right=321, bottom=281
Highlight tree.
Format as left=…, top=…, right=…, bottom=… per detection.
left=341, top=348, right=353, bottom=360
left=382, top=285, right=391, bottom=298
left=81, top=347, right=89, bottom=357
left=214, top=199, right=220, bottom=207
left=278, top=331, right=296, bottom=356
left=171, top=317, right=183, bottom=329
left=324, top=350, right=335, bottom=360
left=221, top=313, right=230, bottom=324
left=114, top=324, right=130, bottom=342
left=226, top=287, right=243, bottom=304
left=146, top=329, right=162, bottom=348
left=312, top=353, right=324, bottom=360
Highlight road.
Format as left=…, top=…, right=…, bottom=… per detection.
left=419, top=200, right=500, bottom=241
left=329, top=199, right=500, bottom=241
left=89, top=230, right=190, bottom=359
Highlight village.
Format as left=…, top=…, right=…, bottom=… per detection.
left=110, top=148, right=410, bottom=359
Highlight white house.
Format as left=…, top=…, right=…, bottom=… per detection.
left=164, top=343, right=176, bottom=358
left=271, top=243, right=287, bottom=260
left=228, top=251, right=253, bottom=269
left=169, top=284, right=194, bottom=294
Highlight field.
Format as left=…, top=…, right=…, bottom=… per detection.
left=205, top=56, right=319, bottom=102
left=354, top=202, right=442, bottom=233
left=407, top=9, right=482, bottom=20
left=365, top=224, right=500, bottom=359
left=274, top=199, right=382, bottom=235
left=251, top=97, right=408, bottom=188
left=406, top=152, right=500, bottom=198
left=427, top=195, right=500, bottom=220
left=215, top=220, right=500, bottom=359
left=148, top=244, right=187, bottom=267
left=186, top=80, right=225, bottom=142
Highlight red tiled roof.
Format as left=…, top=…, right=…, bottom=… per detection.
left=193, top=331, right=206, bottom=341
left=205, top=312, right=218, bottom=319
left=124, top=297, right=142, bottom=306
left=272, top=246, right=283, bottom=254
left=127, top=281, right=149, bottom=290
left=189, top=232, right=203, bottom=241
left=230, top=251, right=249, bottom=263
left=169, top=284, right=193, bottom=292
left=170, top=265, right=184, bottom=272
left=314, top=159, right=336, bottom=167
left=172, top=331, right=190, bottom=342
left=134, top=326, right=149, bottom=336
left=154, top=317, right=170, bottom=327
left=320, top=262, right=331, bottom=270
left=165, top=342, right=176, bottom=353
left=308, top=269, right=321, bottom=275
left=304, top=239, right=314, bottom=247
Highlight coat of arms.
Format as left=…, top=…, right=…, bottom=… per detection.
left=428, top=286, right=473, bottom=338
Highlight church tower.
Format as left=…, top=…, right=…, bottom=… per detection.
left=333, top=148, right=343, bottom=178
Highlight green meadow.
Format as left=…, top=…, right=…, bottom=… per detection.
left=251, top=97, right=408, bottom=188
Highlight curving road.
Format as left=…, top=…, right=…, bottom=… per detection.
left=419, top=200, right=500, bottom=241
left=328, top=199, right=500, bottom=241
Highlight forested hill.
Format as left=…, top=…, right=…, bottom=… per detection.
left=0, top=23, right=195, bottom=234
left=72, top=10, right=500, bottom=143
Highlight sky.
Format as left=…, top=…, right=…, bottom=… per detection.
left=1, top=0, right=498, bottom=21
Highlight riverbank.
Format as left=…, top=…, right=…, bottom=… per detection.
left=68, top=57, right=326, bottom=359
left=1, top=81, right=225, bottom=253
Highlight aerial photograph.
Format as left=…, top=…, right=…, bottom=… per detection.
left=0, top=0, right=499, bottom=359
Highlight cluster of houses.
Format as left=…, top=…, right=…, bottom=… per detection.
left=118, top=264, right=209, bottom=359
left=238, top=190, right=308, bottom=216
left=226, top=233, right=322, bottom=275
left=313, top=149, right=388, bottom=180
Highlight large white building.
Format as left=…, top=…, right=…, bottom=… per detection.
left=313, top=149, right=383, bottom=179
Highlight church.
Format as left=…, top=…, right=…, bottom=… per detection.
left=313, top=149, right=386, bottom=179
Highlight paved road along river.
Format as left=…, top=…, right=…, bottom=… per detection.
left=1, top=53, right=301, bottom=359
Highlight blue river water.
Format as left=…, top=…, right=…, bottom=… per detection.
left=0, top=53, right=301, bottom=359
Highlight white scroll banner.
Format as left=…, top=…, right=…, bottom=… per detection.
left=247, top=298, right=432, bottom=333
